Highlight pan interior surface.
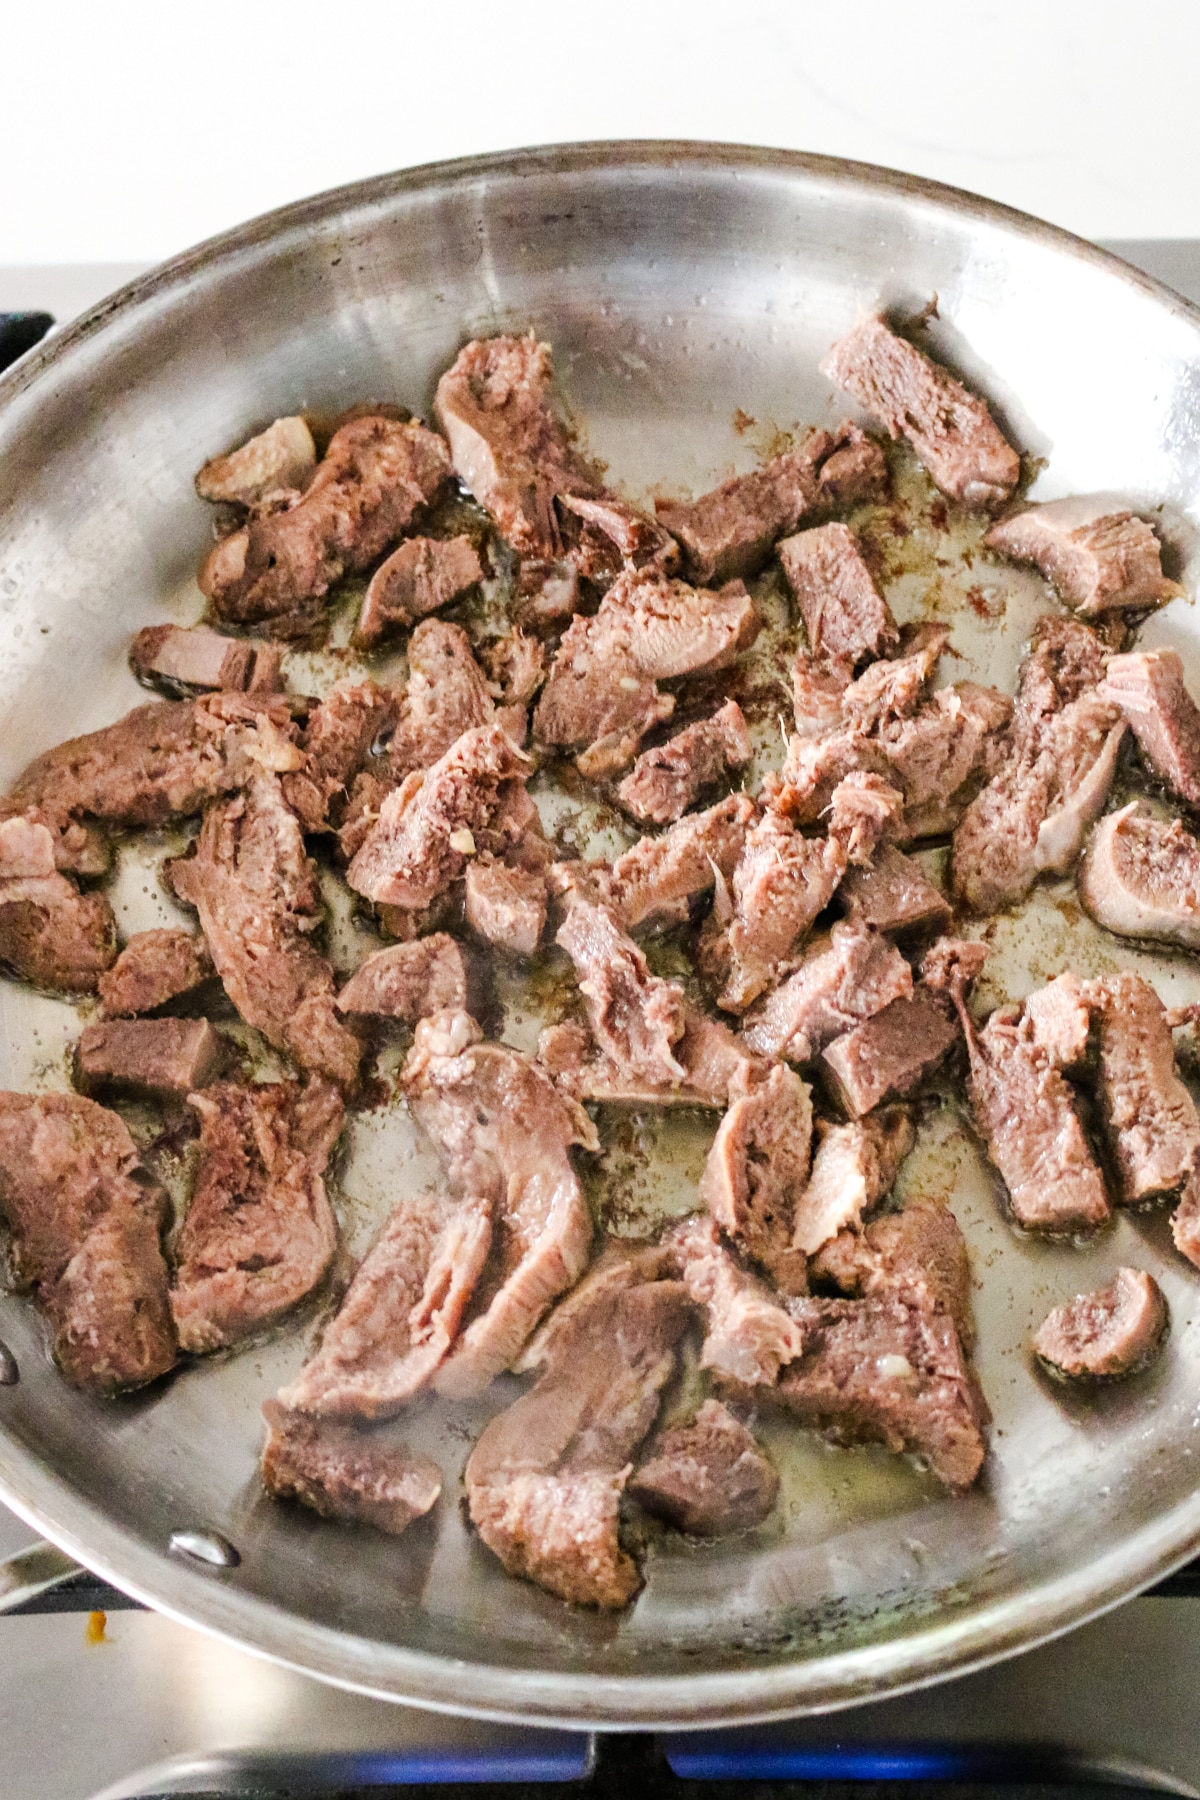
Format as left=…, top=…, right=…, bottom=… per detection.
left=1, top=144, right=1200, bottom=1724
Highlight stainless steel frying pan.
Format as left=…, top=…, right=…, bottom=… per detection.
left=2, top=142, right=1200, bottom=1729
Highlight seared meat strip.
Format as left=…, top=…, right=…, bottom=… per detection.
left=262, top=1403, right=442, bottom=1535
left=1101, top=649, right=1200, bottom=808
left=171, top=1079, right=344, bottom=1353
left=535, top=571, right=758, bottom=777
left=277, top=1190, right=492, bottom=1418
left=282, top=679, right=397, bottom=833
left=776, top=1294, right=988, bottom=1490
left=557, top=899, right=688, bottom=1089
left=820, top=985, right=959, bottom=1118
left=1087, top=972, right=1200, bottom=1206
left=76, top=1018, right=225, bottom=1099
left=0, top=1091, right=175, bottom=1392
left=630, top=1399, right=779, bottom=1535
left=617, top=701, right=752, bottom=825
left=655, top=421, right=887, bottom=584
left=597, top=792, right=756, bottom=928
left=779, top=522, right=899, bottom=663
left=820, top=313, right=1019, bottom=509
left=356, top=535, right=483, bottom=646
left=952, top=617, right=1124, bottom=913
left=740, top=919, right=913, bottom=1063
left=838, top=843, right=951, bottom=938
left=667, top=1214, right=803, bottom=1386
left=402, top=1011, right=596, bottom=1395
left=792, top=1107, right=915, bottom=1258
left=347, top=724, right=531, bottom=911
left=195, top=415, right=316, bottom=506
left=99, top=928, right=214, bottom=1017
left=0, top=814, right=116, bottom=993
left=465, top=1280, right=691, bottom=1608
left=811, top=1197, right=975, bottom=1351
left=987, top=499, right=1177, bottom=615
left=336, top=935, right=467, bottom=1021
left=130, top=624, right=256, bottom=695
left=1033, top=1268, right=1168, bottom=1380
left=700, top=1064, right=813, bottom=1294
left=171, top=773, right=362, bottom=1090
left=200, top=416, right=452, bottom=637
left=465, top=860, right=547, bottom=956
left=1078, top=802, right=1200, bottom=951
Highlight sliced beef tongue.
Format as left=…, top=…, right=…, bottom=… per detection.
left=811, top=1197, right=976, bottom=1352
left=336, top=935, right=468, bottom=1021
left=1087, top=971, right=1200, bottom=1208
left=986, top=499, right=1177, bottom=615
left=0, top=1091, right=176, bottom=1393
left=779, top=522, right=899, bottom=664
left=629, top=1398, right=779, bottom=1535
left=513, top=1238, right=675, bottom=1374
left=464, top=1280, right=692, bottom=1609
left=556, top=898, right=688, bottom=1090
left=171, top=1078, right=344, bottom=1353
left=537, top=1007, right=761, bottom=1111
left=1078, top=802, right=1200, bottom=951
left=199, top=415, right=453, bottom=639
left=792, top=1106, right=915, bottom=1258
left=838, top=843, right=952, bottom=938
left=98, top=928, right=214, bottom=1017
left=667, top=1214, right=803, bottom=1386
left=739, top=919, right=913, bottom=1063
left=556, top=491, right=679, bottom=581
left=386, top=620, right=497, bottom=782
left=465, top=860, right=548, bottom=956
left=820, top=313, right=1019, bottom=510
left=952, top=617, right=1124, bottom=913
left=654, top=421, right=887, bottom=585
left=171, top=772, right=362, bottom=1091
left=1023, top=971, right=1093, bottom=1072
left=281, top=679, right=397, bottom=833
left=596, top=792, right=756, bottom=929
left=402, top=1010, right=596, bottom=1396
left=820, top=984, right=959, bottom=1119
left=534, top=571, right=759, bottom=777
left=277, top=1190, right=492, bottom=1418
left=130, top=624, right=258, bottom=695
left=0, top=845, right=117, bottom=996
left=76, top=1017, right=226, bottom=1099
left=355, top=535, right=483, bottom=647
left=262, top=1404, right=442, bottom=1535
left=1033, top=1268, right=1168, bottom=1381
left=195, top=415, right=317, bottom=508
left=700, top=1063, right=814, bottom=1295
left=1101, top=649, right=1200, bottom=808
left=616, top=701, right=752, bottom=825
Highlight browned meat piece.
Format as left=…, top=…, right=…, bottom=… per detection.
left=1078, top=803, right=1200, bottom=951
left=464, top=1280, right=691, bottom=1608
left=195, top=416, right=317, bottom=507
left=534, top=571, right=758, bottom=777
left=820, top=314, right=1019, bottom=510
left=171, top=1079, right=344, bottom=1353
left=172, top=773, right=361, bottom=1090
left=838, top=843, right=951, bottom=938
left=387, top=619, right=496, bottom=782
left=630, top=1400, right=779, bottom=1535
left=715, top=776, right=903, bottom=1014
left=812, top=1198, right=975, bottom=1351
left=952, top=617, right=1124, bottom=912
left=98, top=928, right=214, bottom=1017
left=959, top=999, right=1109, bottom=1233
left=0, top=1092, right=175, bottom=1392
left=556, top=491, right=679, bottom=579
left=987, top=499, right=1177, bottom=615
left=557, top=899, right=687, bottom=1089
left=516, top=558, right=581, bottom=629
left=821, top=986, right=959, bottom=1118
left=616, top=702, right=752, bottom=825
left=0, top=801, right=110, bottom=880
left=282, top=679, right=397, bottom=833
left=654, top=422, right=887, bottom=584
left=482, top=628, right=547, bottom=709
left=347, top=724, right=531, bottom=911
left=1033, top=1268, right=1168, bottom=1381
left=130, top=624, right=256, bottom=694
left=776, top=1294, right=988, bottom=1490
left=200, top=416, right=452, bottom=638
left=465, top=860, right=547, bottom=956
left=919, top=934, right=990, bottom=997
left=701, top=1064, right=813, bottom=1294
left=336, top=935, right=467, bottom=1021
left=356, top=535, right=484, bottom=647
left=76, top=1018, right=225, bottom=1099
left=792, top=1107, right=915, bottom=1257
left=261, top=1403, right=442, bottom=1535
left=598, top=793, right=756, bottom=928
left=513, top=1238, right=675, bottom=1374
left=1022, top=972, right=1092, bottom=1072
left=0, top=861, right=116, bottom=994
left=538, top=1008, right=761, bottom=1110
left=1088, top=972, right=1200, bottom=1206
left=740, top=920, right=913, bottom=1063
left=667, top=1214, right=803, bottom=1385
left=403, top=1011, right=596, bottom=1395
left=1102, top=649, right=1200, bottom=807
left=779, top=522, right=899, bottom=663
left=278, top=1190, right=491, bottom=1418
left=8, top=694, right=303, bottom=838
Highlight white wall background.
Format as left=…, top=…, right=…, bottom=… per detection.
left=3, top=0, right=1199, bottom=265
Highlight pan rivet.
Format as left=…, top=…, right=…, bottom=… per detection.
left=0, top=1340, right=17, bottom=1386
left=169, top=1529, right=240, bottom=1569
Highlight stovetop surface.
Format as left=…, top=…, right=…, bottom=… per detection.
left=2, top=240, right=1200, bottom=1800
